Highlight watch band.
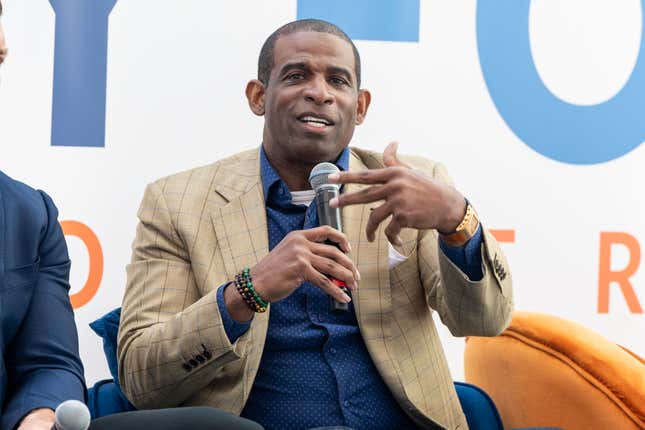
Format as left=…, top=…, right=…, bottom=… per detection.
left=440, top=203, right=480, bottom=247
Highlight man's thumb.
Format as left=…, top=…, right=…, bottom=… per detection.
left=383, top=142, right=409, bottom=168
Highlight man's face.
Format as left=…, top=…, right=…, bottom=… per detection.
left=0, top=21, right=7, bottom=67
left=254, top=31, right=370, bottom=166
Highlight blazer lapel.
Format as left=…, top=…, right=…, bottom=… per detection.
left=343, top=150, right=410, bottom=413
left=208, top=149, right=271, bottom=400
left=209, top=149, right=269, bottom=279
left=343, top=150, right=392, bottom=341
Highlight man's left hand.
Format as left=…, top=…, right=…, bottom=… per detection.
left=17, top=408, right=55, bottom=430
left=329, top=142, right=466, bottom=245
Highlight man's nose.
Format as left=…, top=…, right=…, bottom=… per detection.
left=303, top=76, right=333, bottom=105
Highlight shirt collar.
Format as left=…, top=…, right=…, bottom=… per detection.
left=260, top=145, right=350, bottom=204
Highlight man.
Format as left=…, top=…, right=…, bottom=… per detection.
left=0, top=6, right=86, bottom=430
left=0, top=172, right=85, bottom=430
left=0, top=173, right=85, bottom=430
left=0, top=174, right=85, bottom=430
left=118, top=19, right=513, bottom=430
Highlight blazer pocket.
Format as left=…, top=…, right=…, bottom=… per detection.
left=3, top=259, right=40, bottom=290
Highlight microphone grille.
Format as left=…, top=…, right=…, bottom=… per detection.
left=55, top=400, right=91, bottom=430
left=309, top=162, right=340, bottom=191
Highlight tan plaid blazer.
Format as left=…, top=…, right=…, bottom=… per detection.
left=117, top=147, right=513, bottom=430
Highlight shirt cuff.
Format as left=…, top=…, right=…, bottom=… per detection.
left=217, top=282, right=252, bottom=344
left=439, top=224, right=484, bottom=281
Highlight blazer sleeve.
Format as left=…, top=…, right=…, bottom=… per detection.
left=1, top=191, right=85, bottom=430
left=117, top=182, right=246, bottom=409
left=419, top=162, right=514, bottom=337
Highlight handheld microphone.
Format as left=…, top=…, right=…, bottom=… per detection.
left=309, top=162, right=350, bottom=311
left=51, top=400, right=91, bottom=430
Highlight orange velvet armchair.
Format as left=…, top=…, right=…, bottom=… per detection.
left=464, top=311, right=645, bottom=430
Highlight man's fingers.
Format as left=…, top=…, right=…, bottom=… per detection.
left=303, top=226, right=351, bottom=253
left=328, top=168, right=393, bottom=186
left=383, top=142, right=400, bottom=167
left=330, top=185, right=388, bottom=208
left=310, top=242, right=360, bottom=282
left=308, top=267, right=352, bottom=303
left=383, top=141, right=410, bottom=168
left=384, top=217, right=403, bottom=246
left=365, top=203, right=392, bottom=242
left=310, top=254, right=358, bottom=290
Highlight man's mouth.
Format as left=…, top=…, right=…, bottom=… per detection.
left=297, top=114, right=335, bottom=129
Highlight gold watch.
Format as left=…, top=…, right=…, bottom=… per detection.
left=440, top=203, right=479, bottom=247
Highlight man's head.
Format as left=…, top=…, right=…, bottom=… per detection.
left=246, top=19, right=371, bottom=180
left=0, top=0, right=7, bottom=67
left=257, top=19, right=361, bottom=88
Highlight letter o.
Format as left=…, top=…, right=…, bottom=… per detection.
left=60, top=220, right=104, bottom=308
left=477, top=0, right=645, bottom=164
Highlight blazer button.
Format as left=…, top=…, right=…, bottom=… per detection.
left=201, top=344, right=212, bottom=360
left=189, top=359, right=199, bottom=368
left=182, top=363, right=192, bottom=372
left=196, top=354, right=205, bottom=363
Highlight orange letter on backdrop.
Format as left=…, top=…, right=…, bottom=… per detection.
left=60, top=220, right=103, bottom=309
left=490, top=229, right=515, bottom=243
left=598, top=232, right=642, bottom=313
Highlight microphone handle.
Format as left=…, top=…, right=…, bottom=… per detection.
left=315, top=187, right=350, bottom=311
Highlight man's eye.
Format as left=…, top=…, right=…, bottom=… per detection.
left=287, top=73, right=305, bottom=81
left=330, top=76, right=349, bottom=86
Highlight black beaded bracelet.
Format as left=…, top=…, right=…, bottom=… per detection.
left=233, top=267, right=268, bottom=313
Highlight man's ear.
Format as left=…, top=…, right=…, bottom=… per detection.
left=355, top=89, right=371, bottom=125
left=246, top=79, right=266, bottom=116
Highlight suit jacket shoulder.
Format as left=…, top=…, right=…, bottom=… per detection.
left=147, top=148, right=260, bottom=214
left=0, top=171, right=58, bottom=270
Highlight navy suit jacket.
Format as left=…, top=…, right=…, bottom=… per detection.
left=0, top=171, right=85, bottom=430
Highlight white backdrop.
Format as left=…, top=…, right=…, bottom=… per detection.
left=0, top=0, right=643, bottom=386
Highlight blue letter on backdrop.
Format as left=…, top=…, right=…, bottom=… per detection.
left=477, top=0, right=645, bottom=164
left=297, top=0, right=419, bottom=42
left=49, top=0, right=117, bottom=147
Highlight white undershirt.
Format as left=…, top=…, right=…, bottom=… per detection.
left=290, top=190, right=316, bottom=207
left=290, top=190, right=407, bottom=269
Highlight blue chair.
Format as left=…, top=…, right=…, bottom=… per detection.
left=87, top=308, right=135, bottom=419
left=454, top=381, right=503, bottom=429
left=87, top=378, right=135, bottom=418
left=87, top=308, right=504, bottom=429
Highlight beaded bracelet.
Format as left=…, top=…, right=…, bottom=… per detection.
left=233, top=267, right=268, bottom=313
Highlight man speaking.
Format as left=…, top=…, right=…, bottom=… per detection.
left=118, top=19, right=513, bottom=430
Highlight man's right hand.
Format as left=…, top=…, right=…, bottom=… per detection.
left=17, top=408, right=55, bottom=430
left=224, top=226, right=360, bottom=322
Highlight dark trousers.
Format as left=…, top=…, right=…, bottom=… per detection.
left=88, top=407, right=263, bottom=430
